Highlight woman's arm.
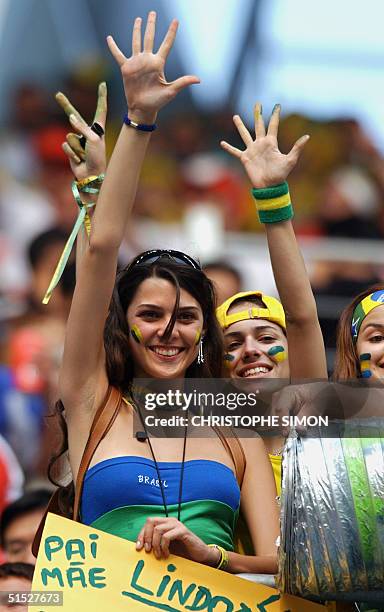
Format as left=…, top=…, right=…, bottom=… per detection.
left=57, top=82, right=108, bottom=278
left=221, top=104, right=327, bottom=379
left=224, top=436, right=279, bottom=573
left=59, top=13, right=199, bottom=410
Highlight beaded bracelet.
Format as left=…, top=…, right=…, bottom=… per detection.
left=252, top=181, right=293, bottom=223
left=208, top=544, right=229, bottom=571
left=124, top=114, right=157, bottom=132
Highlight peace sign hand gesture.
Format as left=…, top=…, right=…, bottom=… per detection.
left=55, top=82, right=107, bottom=181
left=107, top=12, right=200, bottom=122
left=221, top=103, right=309, bottom=189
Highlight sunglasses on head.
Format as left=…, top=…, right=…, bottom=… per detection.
left=127, top=249, right=201, bottom=271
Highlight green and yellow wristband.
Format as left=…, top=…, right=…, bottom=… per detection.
left=252, top=181, right=293, bottom=223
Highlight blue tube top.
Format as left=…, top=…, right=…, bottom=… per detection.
left=80, top=457, right=240, bottom=549
left=82, top=456, right=239, bottom=523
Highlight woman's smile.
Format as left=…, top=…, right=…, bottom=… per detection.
left=149, top=345, right=185, bottom=359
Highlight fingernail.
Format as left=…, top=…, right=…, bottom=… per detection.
left=136, top=540, right=141, bottom=550
left=145, top=543, right=151, bottom=552
left=69, top=114, right=77, bottom=123
left=273, top=103, right=281, bottom=112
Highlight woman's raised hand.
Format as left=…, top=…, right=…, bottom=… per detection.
left=55, top=82, right=107, bottom=181
left=221, top=103, right=309, bottom=189
left=107, top=12, right=200, bottom=122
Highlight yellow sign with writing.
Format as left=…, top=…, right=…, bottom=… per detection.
left=31, top=513, right=326, bottom=612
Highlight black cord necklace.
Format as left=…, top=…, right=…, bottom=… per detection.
left=134, top=400, right=188, bottom=522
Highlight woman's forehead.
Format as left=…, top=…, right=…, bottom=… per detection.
left=130, top=277, right=200, bottom=308
left=224, top=317, right=283, bottom=336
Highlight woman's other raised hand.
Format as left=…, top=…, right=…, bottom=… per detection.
left=221, top=103, right=309, bottom=188
left=55, top=82, right=107, bottom=181
left=107, top=12, right=200, bottom=123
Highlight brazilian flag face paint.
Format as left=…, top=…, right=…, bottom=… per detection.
left=223, top=353, right=235, bottom=368
left=359, top=353, right=372, bottom=378
left=131, top=324, right=143, bottom=344
left=194, top=329, right=202, bottom=346
left=268, top=345, right=287, bottom=363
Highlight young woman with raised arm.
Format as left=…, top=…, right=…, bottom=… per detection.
left=218, top=104, right=328, bottom=492
left=47, top=13, right=279, bottom=576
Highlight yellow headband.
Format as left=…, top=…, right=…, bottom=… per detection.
left=216, top=291, right=286, bottom=330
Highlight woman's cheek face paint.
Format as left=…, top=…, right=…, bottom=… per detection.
left=359, top=352, right=372, bottom=378
left=223, top=353, right=235, bottom=368
left=131, top=324, right=143, bottom=344
left=268, top=345, right=287, bottom=363
left=195, top=329, right=202, bottom=345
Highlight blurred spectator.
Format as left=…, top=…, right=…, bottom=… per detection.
left=32, top=127, right=79, bottom=233
left=26, top=228, right=72, bottom=319
left=319, top=166, right=382, bottom=239
left=313, top=260, right=382, bottom=359
left=181, top=153, right=253, bottom=231
left=0, top=366, right=45, bottom=477
left=0, top=83, right=51, bottom=182
left=166, top=113, right=205, bottom=160
left=0, top=177, right=55, bottom=295
left=3, top=229, right=75, bottom=399
left=0, top=563, right=34, bottom=611
left=0, top=229, right=75, bottom=479
left=203, top=260, right=243, bottom=305
left=0, top=489, right=51, bottom=565
left=0, top=435, right=24, bottom=515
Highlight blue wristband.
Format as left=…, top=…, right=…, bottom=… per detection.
left=123, top=114, right=157, bottom=132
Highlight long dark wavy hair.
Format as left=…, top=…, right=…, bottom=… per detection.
left=48, top=255, right=224, bottom=514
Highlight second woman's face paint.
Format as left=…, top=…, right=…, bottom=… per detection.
left=223, top=353, right=235, bottom=368
left=359, top=353, right=372, bottom=378
left=268, top=345, right=287, bottom=363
